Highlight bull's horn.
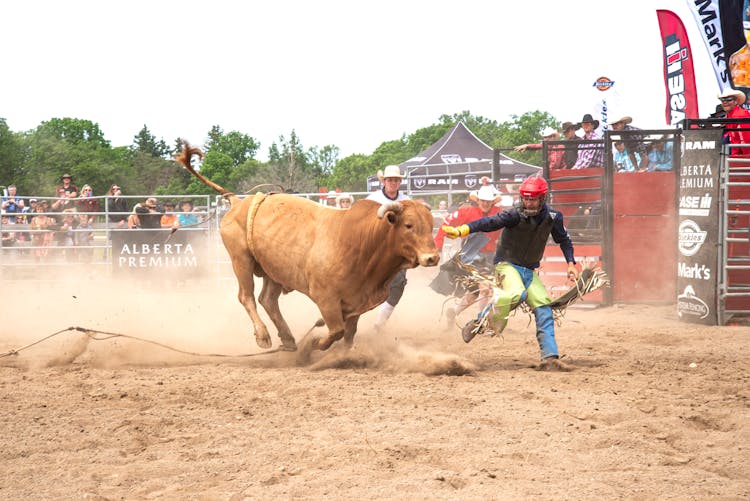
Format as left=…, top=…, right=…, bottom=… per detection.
left=377, top=202, right=403, bottom=219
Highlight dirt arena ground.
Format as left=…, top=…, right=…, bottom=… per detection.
left=1, top=267, right=748, bottom=500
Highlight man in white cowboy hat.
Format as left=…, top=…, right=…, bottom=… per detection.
left=608, top=115, right=649, bottom=171
left=335, top=192, right=354, bottom=209
left=434, top=179, right=504, bottom=326
left=514, top=126, right=566, bottom=169
left=366, top=164, right=410, bottom=332
left=572, top=114, right=604, bottom=169
left=718, top=87, right=750, bottom=155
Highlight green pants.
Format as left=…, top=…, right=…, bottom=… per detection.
left=490, top=262, right=552, bottom=332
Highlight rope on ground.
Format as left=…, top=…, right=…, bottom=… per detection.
left=0, top=326, right=295, bottom=359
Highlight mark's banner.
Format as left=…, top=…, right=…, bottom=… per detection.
left=111, top=229, right=209, bottom=278
left=677, top=128, right=723, bottom=325
left=685, top=0, right=748, bottom=91
left=657, top=9, right=699, bottom=125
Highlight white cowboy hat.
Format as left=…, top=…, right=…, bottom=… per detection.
left=718, top=88, right=747, bottom=105
left=377, top=164, right=404, bottom=182
left=541, top=126, right=559, bottom=138
left=609, top=116, right=633, bottom=126
left=469, top=184, right=502, bottom=203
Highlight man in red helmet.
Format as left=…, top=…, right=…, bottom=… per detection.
left=442, top=175, right=579, bottom=371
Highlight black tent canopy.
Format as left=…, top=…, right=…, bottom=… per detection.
left=366, top=121, right=541, bottom=192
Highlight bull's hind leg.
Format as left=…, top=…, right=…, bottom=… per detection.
left=258, top=279, right=297, bottom=351
left=228, top=252, right=273, bottom=349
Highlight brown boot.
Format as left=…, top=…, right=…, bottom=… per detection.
left=535, top=356, right=572, bottom=372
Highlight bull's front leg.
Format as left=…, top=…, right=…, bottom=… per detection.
left=312, top=303, right=347, bottom=351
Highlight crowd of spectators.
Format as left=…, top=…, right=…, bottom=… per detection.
left=0, top=175, right=208, bottom=261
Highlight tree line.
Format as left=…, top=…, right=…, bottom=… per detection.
left=0, top=110, right=558, bottom=199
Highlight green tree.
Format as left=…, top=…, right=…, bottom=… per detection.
left=132, top=125, right=170, bottom=158
left=205, top=126, right=260, bottom=167
left=0, top=119, right=24, bottom=191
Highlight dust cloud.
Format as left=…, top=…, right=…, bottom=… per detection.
left=1, top=265, right=477, bottom=376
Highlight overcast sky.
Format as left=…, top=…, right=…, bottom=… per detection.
left=2, top=1, right=720, bottom=161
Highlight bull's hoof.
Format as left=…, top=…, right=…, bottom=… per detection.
left=255, top=334, right=273, bottom=349
left=279, top=338, right=298, bottom=352
left=313, top=336, right=334, bottom=351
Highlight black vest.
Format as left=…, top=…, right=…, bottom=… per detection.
left=496, top=211, right=554, bottom=267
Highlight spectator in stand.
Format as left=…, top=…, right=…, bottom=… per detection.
left=177, top=199, right=199, bottom=227
left=76, top=184, right=100, bottom=217
left=718, top=88, right=750, bottom=155
left=438, top=200, right=448, bottom=211
left=30, top=201, right=54, bottom=261
left=572, top=114, right=604, bottom=169
left=76, top=213, right=95, bottom=262
left=160, top=201, right=180, bottom=228
left=613, top=141, right=638, bottom=173
left=514, top=126, right=566, bottom=169
left=325, top=190, right=338, bottom=207
left=647, top=136, right=675, bottom=172
left=53, top=174, right=78, bottom=211
left=132, top=197, right=163, bottom=229
left=50, top=186, right=71, bottom=213
left=1, top=184, right=25, bottom=216
left=608, top=116, right=649, bottom=171
left=52, top=208, right=79, bottom=261
left=1, top=214, right=15, bottom=247
left=335, top=193, right=353, bottom=209
left=434, top=182, right=504, bottom=326
left=561, top=121, right=581, bottom=169
left=107, top=184, right=129, bottom=228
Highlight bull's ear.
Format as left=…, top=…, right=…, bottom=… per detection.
left=386, top=212, right=397, bottom=224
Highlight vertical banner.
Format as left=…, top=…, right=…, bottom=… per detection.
left=592, top=76, right=615, bottom=133
left=684, top=0, right=747, bottom=91
left=677, top=128, right=723, bottom=325
left=657, top=10, right=700, bottom=125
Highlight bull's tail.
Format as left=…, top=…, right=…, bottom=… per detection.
left=175, top=141, right=238, bottom=203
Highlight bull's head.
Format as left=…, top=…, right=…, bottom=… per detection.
left=377, top=201, right=439, bottom=268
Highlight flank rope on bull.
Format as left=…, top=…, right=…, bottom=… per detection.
left=0, top=325, right=307, bottom=361
left=246, top=192, right=267, bottom=257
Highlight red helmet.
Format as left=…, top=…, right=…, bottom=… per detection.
left=519, top=176, right=549, bottom=198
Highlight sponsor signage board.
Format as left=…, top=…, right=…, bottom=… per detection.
left=676, top=128, right=722, bottom=324
left=111, top=229, right=209, bottom=278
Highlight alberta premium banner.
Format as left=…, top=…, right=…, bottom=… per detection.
left=677, top=128, right=723, bottom=324
left=111, top=229, right=209, bottom=277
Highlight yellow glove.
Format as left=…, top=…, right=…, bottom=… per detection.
left=567, top=262, right=579, bottom=281
left=442, top=224, right=470, bottom=239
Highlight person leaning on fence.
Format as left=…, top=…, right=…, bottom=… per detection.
left=335, top=193, right=354, bottom=209
left=178, top=199, right=199, bottom=226
left=160, top=201, right=180, bottom=228
left=441, top=176, right=579, bottom=371
left=647, top=136, right=674, bottom=172
left=107, top=184, right=129, bottom=228
left=572, top=114, right=604, bottom=169
left=718, top=88, right=750, bottom=155
left=131, top=197, right=162, bottom=229
left=30, top=201, right=54, bottom=261
left=514, top=126, right=566, bottom=169
left=560, top=121, right=581, bottom=169
left=609, top=116, right=649, bottom=171
left=76, top=184, right=100, bottom=216
left=1, top=184, right=25, bottom=216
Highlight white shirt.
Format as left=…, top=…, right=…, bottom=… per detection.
left=366, top=188, right=410, bottom=205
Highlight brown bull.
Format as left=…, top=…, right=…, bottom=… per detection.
left=175, top=143, right=439, bottom=352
